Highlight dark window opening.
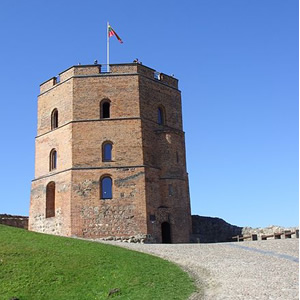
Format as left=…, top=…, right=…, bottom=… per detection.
left=176, top=151, right=179, bottom=163
left=168, top=184, right=173, bottom=196
left=158, top=107, right=165, bottom=125
left=46, top=181, right=55, bottom=218
left=51, top=109, right=58, bottom=129
left=149, top=214, right=156, bottom=222
left=101, top=101, right=110, bottom=119
left=102, top=142, right=112, bottom=161
left=101, top=176, right=112, bottom=199
left=49, top=149, right=57, bottom=171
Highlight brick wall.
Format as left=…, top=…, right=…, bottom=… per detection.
left=0, top=214, right=28, bottom=230
left=139, top=73, right=191, bottom=243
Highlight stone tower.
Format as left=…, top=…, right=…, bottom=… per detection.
left=29, top=63, right=191, bottom=243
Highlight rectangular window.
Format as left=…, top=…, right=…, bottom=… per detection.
left=103, top=143, right=112, bottom=161
left=150, top=214, right=156, bottom=222
left=168, top=184, right=173, bottom=196
left=101, top=177, right=112, bottom=199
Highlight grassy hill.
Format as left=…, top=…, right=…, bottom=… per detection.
left=0, top=225, right=195, bottom=300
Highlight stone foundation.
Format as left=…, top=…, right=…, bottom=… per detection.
left=93, top=234, right=153, bottom=244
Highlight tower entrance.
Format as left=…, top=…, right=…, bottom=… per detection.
left=161, top=222, right=172, bottom=243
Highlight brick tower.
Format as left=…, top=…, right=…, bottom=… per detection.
left=29, top=63, right=191, bottom=243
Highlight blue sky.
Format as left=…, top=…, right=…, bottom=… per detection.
left=0, top=0, right=298, bottom=227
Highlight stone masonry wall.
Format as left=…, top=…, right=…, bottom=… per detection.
left=191, top=215, right=243, bottom=243
left=70, top=167, right=148, bottom=238
left=242, top=225, right=299, bottom=239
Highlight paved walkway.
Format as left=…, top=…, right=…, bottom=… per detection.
left=99, top=239, right=299, bottom=300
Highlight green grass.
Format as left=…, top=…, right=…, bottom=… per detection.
left=0, top=225, right=196, bottom=300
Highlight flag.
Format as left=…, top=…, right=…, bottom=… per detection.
left=108, top=25, right=123, bottom=44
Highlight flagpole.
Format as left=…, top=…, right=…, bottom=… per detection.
left=107, top=21, right=110, bottom=72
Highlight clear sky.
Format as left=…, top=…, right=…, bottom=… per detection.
left=0, top=0, right=298, bottom=228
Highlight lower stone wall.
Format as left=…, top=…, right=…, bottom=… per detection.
left=191, top=215, right=242, bottom=243
left=0, top=214, right=28, bottom=230
left=94, top=234, right=151, bottom=244
left=242, top=225, right=299, bottom=239
left=3, top=212, right=297, bottom=245
left=97, top=215, right=243, bottom=244
left=191, top=215, right=299, bottom=243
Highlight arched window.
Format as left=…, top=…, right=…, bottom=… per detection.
left=46, top=181, right=55, bottom=218
left=51, top=109, right=58, bottom=129
left=158, top=106, right=165, bottom=125
left=49, top=149, right=57, bottom=171
left=100, top=99, right=110, bottom=119
left=102, top=142, right=113, bottom=161
left=100, top=176, right=112, bottom=199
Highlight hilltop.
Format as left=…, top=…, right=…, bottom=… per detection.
left=0, top=225, right=195, bottom=300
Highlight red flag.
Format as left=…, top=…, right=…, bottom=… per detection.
left=108, top=25, right=123, bottom=44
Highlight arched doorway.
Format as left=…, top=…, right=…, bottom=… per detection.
left=161, top=222, right=172, bottom=243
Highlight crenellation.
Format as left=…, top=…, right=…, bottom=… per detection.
left=40, top=77, right=57, bottom=94
left=59, top=67, right=75, bottom=82
left=40, top=63, right=178, bottom=95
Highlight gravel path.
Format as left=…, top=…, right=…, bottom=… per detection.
left=99, top=239, right=299, bottom=300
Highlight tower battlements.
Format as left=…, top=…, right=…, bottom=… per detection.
left=40, top=63, right=178, bottom=94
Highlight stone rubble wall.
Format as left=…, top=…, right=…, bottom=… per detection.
left=1, top=213, right=298, bottom=244
left=242, top=225, right=299, bottom=239
left=93, top=234, right=152, bottom=244
left=191, top=215, right=299, bottom=243
left=191, top=215, right=243, bottom=243
left=0, top=214, right=28, bottom=230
